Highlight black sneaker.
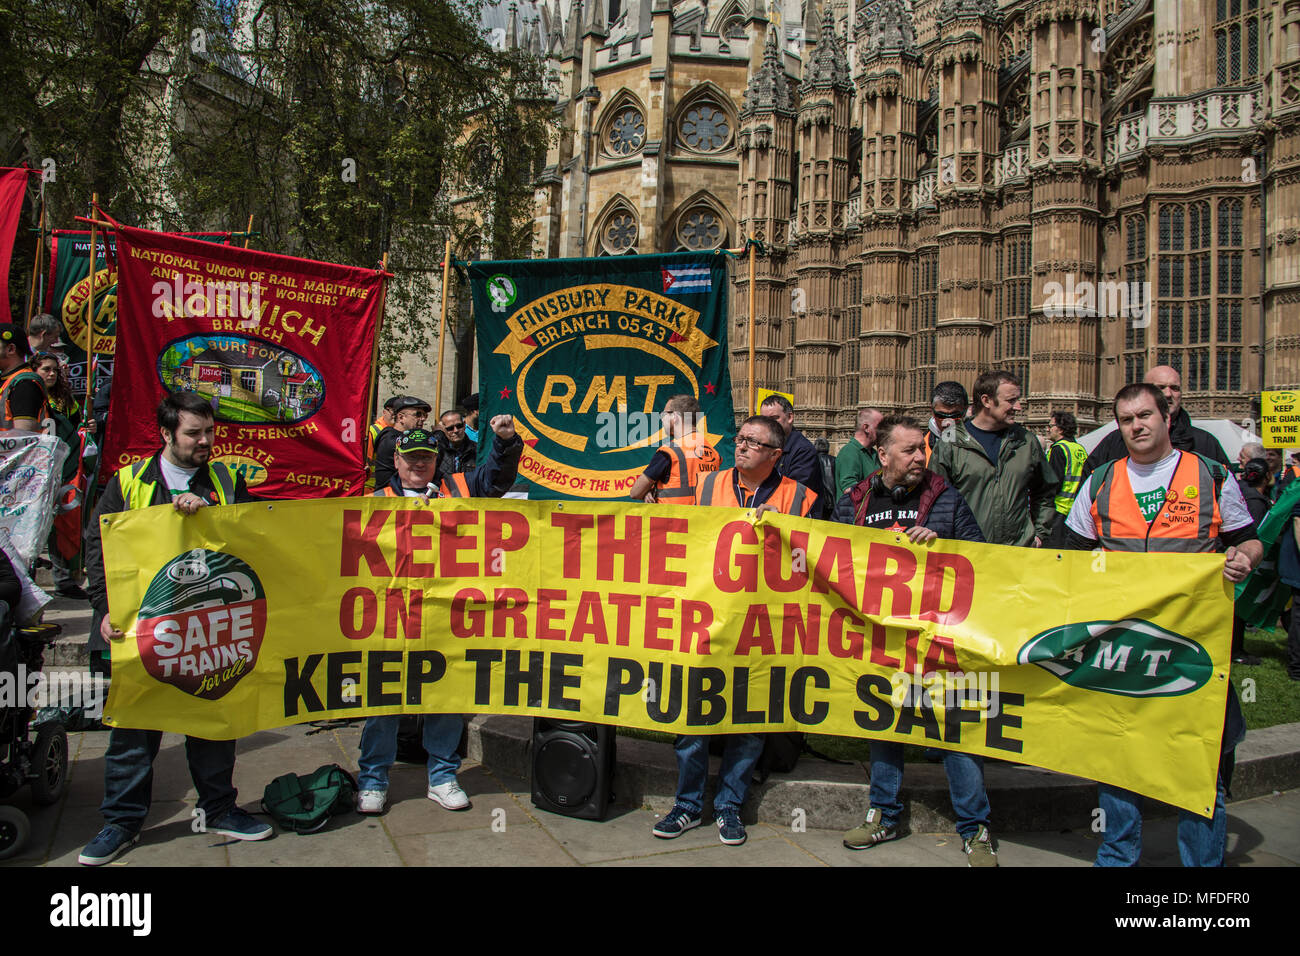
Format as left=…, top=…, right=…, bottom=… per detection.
left=652, top=804, right=702, bottom=839
left=716, top=808, right=747, bottom=846
left=78, top=825, right=139, bottom=866
left=56, top=584, right=88, bottom=600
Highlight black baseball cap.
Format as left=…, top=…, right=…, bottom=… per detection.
left=391, top=395, right=431, bottom=413
left=0, top=324, right=32, bottom=359
left=382, top=395, right=402, bottom=411
left=396, top=428, right=438, bottom=454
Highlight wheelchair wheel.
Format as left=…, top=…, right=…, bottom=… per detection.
left=0, top=805, right=30, bottom=861
left=30, top=723, right=69, bottom=805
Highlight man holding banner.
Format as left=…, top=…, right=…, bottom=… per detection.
left=1063, top=383, right=1261, bottom=867
left=80, top=392, right=272, bottom=865
left=358, top=415, right=523, bottom=814
left=653, top=415, right=816, bottom=846
left=628, top=394, right=720, bottom=503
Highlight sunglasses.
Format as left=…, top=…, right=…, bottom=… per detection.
left=444, top=423, right=465, bottom=430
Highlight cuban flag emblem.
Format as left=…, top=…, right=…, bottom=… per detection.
left=662, top=265, right=712, bottom=294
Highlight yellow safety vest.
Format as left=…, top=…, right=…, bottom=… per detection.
left=117, top=458, right=237, bottom=510
left=1052, top=439, right=1088, bottom=515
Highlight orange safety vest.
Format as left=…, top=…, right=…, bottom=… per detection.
left=653, top=431, right=721, bottom=503
left=695, top=467, right=816, bottom=516
left=924, top=430, right=936, bottom=467
left=374, top=472, right=471, bottom=499
left=0, top=367, right=50, bottom=429
left=1088, top=451, right=1223, bottom=553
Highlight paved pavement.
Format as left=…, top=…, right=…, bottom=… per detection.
left=3, top=721, right=1297, bottom=867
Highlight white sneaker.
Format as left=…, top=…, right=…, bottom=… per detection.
left=427, top=780, right=471, bottom=811
left=356, top=790, right=387, bottom=814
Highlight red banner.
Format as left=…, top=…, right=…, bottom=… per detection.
left=105, top=224, right=385, bottom=498
left=0, top=168, right=32, bottom=325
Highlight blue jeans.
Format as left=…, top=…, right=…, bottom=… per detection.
left=358, top=714, right=464, bottom=791
left=673, top=734, right=765, bottom=814
left=101, top=728, right=237, bottom=832
left=868, top=742, right=991, bottom=838
left=1095, top=771, right=1229, bottom=867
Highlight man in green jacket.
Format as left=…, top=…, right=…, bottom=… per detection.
left=833, top=407, right=882, bottom=497
left=929, top=370, right=1059, bottom=547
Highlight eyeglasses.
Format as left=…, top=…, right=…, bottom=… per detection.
left=444, top=423, right=465, bottom=430
left=735, top=435, right=778, bottom=450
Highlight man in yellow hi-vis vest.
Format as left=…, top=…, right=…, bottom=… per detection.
left=79, top=392, right=270, bottom=865
left=1045, top=409, right=1090, bottom=548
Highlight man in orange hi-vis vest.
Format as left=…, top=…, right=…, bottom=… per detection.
left=1062, top=383, right=1262, bottom=867
left=651, top=415, right=816, bottom=848
left=628, top=393, right=720, bottom=504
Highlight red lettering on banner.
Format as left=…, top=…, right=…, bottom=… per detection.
left=484, top=511, right=530, bottom=576
left=902, top=629, right=921, bottom=674
left=536, top=589, right=567, bottom=640
left=570, top=590, right=609, bottom=644
left=869, top=623, right=900, bottom=668
left=551, top=512, right=594, bottom=578
left=647, top=517, right=688, bottom=586
left=679, top=600, right=711, bottom=654
left=384, top=589, right=422, bottom=640
left=828, top=607, right=865, bottom=660
left=643, top=595, right=675, bottom=650
left=763, top=527, right=810, bottom=592
left=439, top=511, right=479, bottom=576
left=340, top=587, right=377, bottom=639
left=781, top=604, right=820, bottom=654
left=341, top=510, right=391, bottom=577
left=596, top=515, right=642, bottom=583
left=924, top=634, right=963, bottom=674
left=736, top=604, right=775, bottom=655
left=862, top=544, right=916, bottom=618
left=451, top=588, right=486, bottom=638
left=811, top=535, right=857, bottom=607
left=918, top=552, right=975, bottom=625
left=714, top=521, right=758, bottom=593
left=607, top=593, right=642, bottom=646
left=492, top=588, right=529, bottom=638
left=395, top=510, right=437, bottom=576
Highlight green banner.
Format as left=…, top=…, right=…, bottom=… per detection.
left=470, top=253, right=736, bottom=500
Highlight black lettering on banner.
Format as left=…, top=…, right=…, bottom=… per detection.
left=504, top=650, right=544, bottom=707
left=767, top=665, right=787, bottom=724
left=854, top=674, right=893, bottom=731
left=327, top=651, right=363, bottom=709
left=548, top=653, right=583, bottom=711
left=647, top=661, right=683, bottom=723
left=731, top=667, right=765, bottom=724
left=986, top=691, right=1024, bottom=753
left=368, top=651, right=404, bottom=707
left=943, top=688, right=984, bottom=744
left=604, top=658, right=643, bottom=717
left=790, top=666, right=829, bottom=724
left=686, top=666, right=726, bottom=725
left=406, top=650, right=446, bottom=705
left=284, top=654, right=325, bottom=717
left=465, top=649, right=502, bottom=706
left=895, top=698, right=942, bottom=740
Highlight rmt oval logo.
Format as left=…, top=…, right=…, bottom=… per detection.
left=136, top=549, right=266, bottom=700
left=1017, top=619, right=1212, bottom=697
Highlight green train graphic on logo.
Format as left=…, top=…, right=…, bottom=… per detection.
left=136, top=549, right=267, bottom=701
left=1017, top=619, right=1213, bottom=697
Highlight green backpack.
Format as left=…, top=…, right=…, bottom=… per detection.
left=261, top=764, right=358, bottom=834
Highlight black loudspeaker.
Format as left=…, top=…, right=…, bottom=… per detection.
left=530, top=719, right=616, bottom=820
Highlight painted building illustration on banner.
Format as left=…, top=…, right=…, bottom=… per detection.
left=158, top=335, right=325, bottom=424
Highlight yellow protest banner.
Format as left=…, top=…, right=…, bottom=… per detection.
left=1260, top=390, right=1300, bottom=449
left=102, top=498, right=1232, bottom=815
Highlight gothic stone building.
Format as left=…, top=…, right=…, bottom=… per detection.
left=522, top=0, right=1300, bottom=443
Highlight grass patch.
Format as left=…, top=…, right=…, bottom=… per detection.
left=1238, top=627, right=1300, bottom=731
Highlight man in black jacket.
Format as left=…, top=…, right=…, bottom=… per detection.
left=760, top=394, right=825, bottom=517
left=79, top=392, right=271, bottom=866
left=832, top=416, right=998, bottom=866
left=1086, top=365, right=1229, bottom=470
left=371, top=395, right=430, bottom=489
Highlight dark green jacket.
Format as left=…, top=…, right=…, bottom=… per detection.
left=928, top=421, right=1060, bottom=547
left=833, top=438, right=880, bottom=498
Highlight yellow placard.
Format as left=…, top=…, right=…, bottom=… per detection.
left=1260, top=390, right=1300, bottom=449
left=754, top=387, right=794, bottom=416
left=102, top=498, right=1233, bottom=816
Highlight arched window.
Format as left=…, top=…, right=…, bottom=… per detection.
left=600, top=94, right=648, bottom=159
left=676, top=91, right=735, bottom=154
left=675, top=205, right=726, bottom=251
left=597, top=205, right=639, bottom=255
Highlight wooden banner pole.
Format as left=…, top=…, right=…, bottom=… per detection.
left=747, top=236, right=756, bottom=416
left=365, top=252, right=389, bottom=434
left=24, top=198, right=45, bottom=325
left=243, top=214, right=254, bottom=250
left=434, top=238, right=452, bottom=415
left=85, top=193, right=99, bottom=410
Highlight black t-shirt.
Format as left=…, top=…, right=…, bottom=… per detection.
left=964, top=420, right=1004, bottom=464
left=856, top=482, right=925, bottom=531
left=372, top=427, right=401, bottom=488
left=7, top=377, right=45, bottom=420
left=642, top=449, right=672, bottom=484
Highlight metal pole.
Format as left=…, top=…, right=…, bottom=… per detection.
left=747, top=237, right=756, bottom=414
left=434, top=238, right=453, bottom=414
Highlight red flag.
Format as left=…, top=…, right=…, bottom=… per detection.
left=0, top=167, right=32, bottom=325
left=104, top=223, right=385, bottom=497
